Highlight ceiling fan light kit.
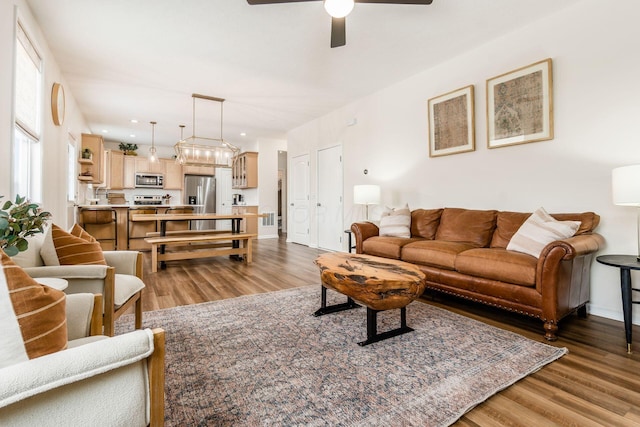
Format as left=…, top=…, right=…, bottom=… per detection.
left=247, top=0, right=433, bottom=48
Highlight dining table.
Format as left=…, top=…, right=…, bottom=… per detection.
left=131, top=212, right=264, bottom=267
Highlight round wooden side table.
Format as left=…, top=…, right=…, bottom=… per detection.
left=596, top=254, right=640, bottom=353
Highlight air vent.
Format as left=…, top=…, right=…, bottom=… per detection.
left=262, top=212, right=275, bottom=226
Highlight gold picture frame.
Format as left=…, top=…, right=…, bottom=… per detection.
left=428, top=85, right=475, bottom=157
left=487, top=58, right=553, bottom=149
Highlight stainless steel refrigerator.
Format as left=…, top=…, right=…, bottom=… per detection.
left=184, top=174, right=216, bottom=230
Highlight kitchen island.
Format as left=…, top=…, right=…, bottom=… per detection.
left=76, top=204, right=202, bottom=251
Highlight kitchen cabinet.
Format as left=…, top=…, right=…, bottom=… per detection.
left=123, top=156, right=136, bottom=188
left=183, top=164, right=215, bottom=176
left=135, top=157, right=163, bottom=174
left=232, top=205, right=258, bottom=235
left=106, top=150, right=125, bottom=190
left=162, top=159, right=183, bottom=190
left=79, top=133, right=104, bottom=184
left=232, top=152, right=258, bottom=189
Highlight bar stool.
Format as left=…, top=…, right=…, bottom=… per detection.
left=164, top=206, right=194, bottom=232
left=128, top=208, right=157, bottom=250
left=80, top=208, right=117, bottom=250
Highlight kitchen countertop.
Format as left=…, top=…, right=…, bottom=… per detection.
left=77, top=204, right=203, bottom=208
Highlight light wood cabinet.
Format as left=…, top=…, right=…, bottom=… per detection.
left=79, top=133, right=105, bottom=184
left=123, top=156, right=136, bottom=188
left=107, top=150, right=125, bottom=190
left=232, top=152, right=258, bottom=189
left=232, top=205, right=258, bottom=235
left=162, top=159, right=183, bottom=190
left=183, top=164, right=215, bottom=176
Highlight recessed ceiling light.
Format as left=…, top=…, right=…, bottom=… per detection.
left=240, top=132, right=246, bottom=136
left=130, top=119, right=138, bottom=123
left=130, top=134, right=136, bottom=138
left=102, top=129, right=108, bottom=133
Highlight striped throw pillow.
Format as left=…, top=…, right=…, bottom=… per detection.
left=506, top=207, right=581, bottom=258
left=51, top=224, right=107, bottom=265
left=1, top=249, right=67, bottom=360
left=379, top=204, right=411, bottom=238
left=69, top=223, right=98, bottom=242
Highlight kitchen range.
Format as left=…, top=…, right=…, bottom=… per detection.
left=133, top=195, right=163, bottom=205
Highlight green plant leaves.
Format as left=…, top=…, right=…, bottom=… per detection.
left=0, top=195, right=51, bottom=256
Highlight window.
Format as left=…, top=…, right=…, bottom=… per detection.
left=13, top=21, right=43, bottom=202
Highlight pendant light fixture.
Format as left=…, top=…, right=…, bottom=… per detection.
left=149, top=121, right=158, bottom=163
left=173, top=93, right=239, bottom=167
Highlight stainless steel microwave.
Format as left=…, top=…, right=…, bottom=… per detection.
left=135, top=173, right=164, bottom=188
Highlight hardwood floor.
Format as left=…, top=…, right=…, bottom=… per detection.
left=137, top=236, right=640, bottom=426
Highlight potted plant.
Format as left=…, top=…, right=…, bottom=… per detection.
left=81, top=148, right=92, bottom=159
left=119, top=142, right=139, bottom=156
left=0, top=195, right=51, bottom=256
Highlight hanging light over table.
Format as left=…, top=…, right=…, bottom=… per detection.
left=149, top=121, right=158, bottom=163
left=173, top=93, right=240, bottom=167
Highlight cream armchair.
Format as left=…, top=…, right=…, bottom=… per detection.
left=0, top=293, right=165, bottom=426
left=13, top=231, right=145, bottom=336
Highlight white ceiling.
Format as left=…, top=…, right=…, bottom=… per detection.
left=26, top=0, right=581, bottom=148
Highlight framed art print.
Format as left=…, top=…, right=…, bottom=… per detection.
left=487, top=58, right=553, bottom=148
left=428, top=85, right=475, bottom=157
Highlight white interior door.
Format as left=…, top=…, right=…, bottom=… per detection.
left=215, top=167, right=232, bottom=231
left=290, top=154, right=309, bottom=245
left=317, top=145, right=343, bottom=251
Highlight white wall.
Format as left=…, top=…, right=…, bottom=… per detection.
left=0, top=1, right=89, bottom=226
left=287, top=0, right=640, bottom=325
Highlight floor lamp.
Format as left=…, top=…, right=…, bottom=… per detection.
left=354, top=185, right=380, bottom=221
left=612, top=165, right=640, bottom=261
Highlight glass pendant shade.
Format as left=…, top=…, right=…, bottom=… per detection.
left=324, top=0, right=355, bottom=18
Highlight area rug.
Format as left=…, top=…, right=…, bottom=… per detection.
left=116, top=285, right=567, bottom=426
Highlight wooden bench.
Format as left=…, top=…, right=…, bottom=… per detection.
left=144, top=233, right=257, bottom=272
left=145, top=229, right=230, bottom=237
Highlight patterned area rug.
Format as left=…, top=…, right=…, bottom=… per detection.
left=116, top=285, right=567, bottom=426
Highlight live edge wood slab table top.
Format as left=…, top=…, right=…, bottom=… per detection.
left=314, top=253, right=427, bottom=346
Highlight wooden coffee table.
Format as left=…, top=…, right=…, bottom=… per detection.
left=314, top=253, right=426, bottom=346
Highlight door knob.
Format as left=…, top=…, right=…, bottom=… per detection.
left=317, top=203, right=321, bottom=206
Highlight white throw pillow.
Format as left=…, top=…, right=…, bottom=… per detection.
left=507, top=207, right=581, bottom=258
left=39, top=226, right=61, bottom=266
left=379, top=204, right=411, bottom=238
left=0, top=253, right=29, bottom=368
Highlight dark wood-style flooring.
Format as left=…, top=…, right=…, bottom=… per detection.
left=137, top=236, right=640, bottom=426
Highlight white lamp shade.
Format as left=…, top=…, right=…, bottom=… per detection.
left=612, top=165, right=640, bottom=206
left=354, top=185, right=380, bottom=205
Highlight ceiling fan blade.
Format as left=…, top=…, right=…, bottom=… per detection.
left=356, top=0, right=433, bottom=4
left=247, top=0, right=318, bottom=4
left=331, top=17, right=346, bottom=48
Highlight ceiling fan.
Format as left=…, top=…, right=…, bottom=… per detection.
left=246, top=0, right=434, bottom=48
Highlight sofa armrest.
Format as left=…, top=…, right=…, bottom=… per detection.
left=23, top=265, right=109, bottom=280
left=539, top=232, right=605, bottom=261
left=0, top=328, right=158, bottom=409
left=65, top=293, right=96, bottom=340
left=103, top=251, right=143, bottom=278
left=351, top=222, right=379, bottom=254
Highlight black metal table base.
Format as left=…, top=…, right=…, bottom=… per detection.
left=313, top=285, right=414, bottom=346
left=313, top=285, right=360, bottom=316
left=358, top=306, right=413, bottom=347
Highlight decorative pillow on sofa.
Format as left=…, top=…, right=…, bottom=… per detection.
left=379, top=204, right=411, bottom=238
left=506, top=207, right=581, bottom=258
left=69, top=223, right=98, bottom=242
left=0, top=249, right=67, bottom=366
left=43, top=224, right=107, bottom=266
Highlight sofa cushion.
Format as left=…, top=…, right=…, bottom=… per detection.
left=402, top=240, right=478, bottom=270
left=47, top=224, right=107, bottom=266
left=114, top=274, right=146, bottom=308
left=11, top=231, right=46, bottom=268
left=490, top=212, right=530, bottom=249
left=410, top=209, right=443, bottom=239
left=379, top=204, right=411, bottom=238
left=491, top=211, right=600, bottom=248
left=363, top=236, right=423, bottom=259
left=507, top=207, right=580, bottom=258
left=435, top=208, right=497, bottom=247
left=455, top=248, right=537, bottom=287
left=0, top=249, right=67, bottom=365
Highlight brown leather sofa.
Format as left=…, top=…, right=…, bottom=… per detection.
left=350, top=208, right=604, bottom=341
